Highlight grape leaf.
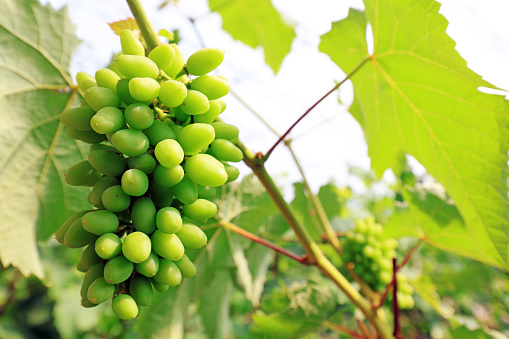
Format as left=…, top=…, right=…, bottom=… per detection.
left=108, top=18, right=139, bottom=36
left=208, top=0, right=295, bottom=73
left=0, top=0, right=88, bottom=278
left=320, top=3, right=509, bottom=269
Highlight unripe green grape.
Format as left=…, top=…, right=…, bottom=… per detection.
left=135, top=251, right=159, bottom=277
left=156, top=207, right=182, bottom=234
left=185, top=154, right=228, bottom=187
left=154, top=259, right=182, bottom=286
left=112, top=294, right=138, bottom=320
left=124, top=103, right=154, bottom=130
left=148, top=44, right=175, bottom=69
left=172, top=106, right=190, bottom=122
left=121, top=169, right=149, bottom=196
left=176, top=223, right=207, bottom=249
left=81, top=79, right=98, bottom=91
left=81, top=298, right=98, bottom=308
left=130, top=275, right=153, bottom=306
left=77, top=71, right=95, bottom=90
left=104, top=255, right=134, bottom=284
left=149, top=180, right=174, bottom=208
left=95, top=233, right=122, bottom=259
left=87, top=277, right=115, bottom=304
left=177, top=123, right=215, bottom=155
left=66, top=127, right=106, bottom=144
left=128, top=153, right=157, bottom=174
left=382, top=239, right=398, bottom=251
left=116, top=78, right=140, bottom=106
left=163, top=44, right=185, bottom=78
left=120, top=29, right=145, bottom=56
left=132, top=197, right=156, bottom=234
left=84, top=87, right=121, bottom=111
left=95, top=68, right=120, bottom=92
left=102, top=185, right=131, bottom=212
left=55, top=210, right=89, bottom=244
left=194, top=100, right=222, bottom=124
left=170, top=175, right=198, bottom=205
left=116, top=55, right=159, bottom=79
left=64, top=218, right=98, bottom=248
left=224, top=164, right=239, bottom=183
left=397, top=292, right=415, bottom=310
left=129, top=77, right=160, bottom=102
left=154, top=139, right=184, bottom=168
left=399, top=281, right=414, bottom=295
left=180, top=90, right=210, bottom=115
left=89, top=143, right=117, bottom=152
left=175, top=254, right=196, bottom=278
left=216, top=99, right=226, bottom=113
left=186, top=48, right=224, bottom=76
left=151, top=230, right=185, bottom=261
left=158, top=80, right=187, bottom=107
left=65, top=161, right=102, bottom=187
left=151, top=279, right=169, bottom=293
left=378, top=258, right=392, bottom=271
left=153, top=164, right=184, bottom=187
left=197, top=185, right=217, bottom=200
left=60, top=106, right=96, bottom=131
left=111, top=129, right=150, bottom=157
left=182, top=199, right=217, bottom=221
left=122, top=232, right=152, bottom=263
left=190, top=75, right=230, bottom=100
left=76, top=244, right=102, bottom=273
left=210, top=139, right=243, bottom=162
left=80, top=263, right=105, bottom=301
left=170, top=124, right=183, bottom=138
left=211, top=122, right=239, bottom=143
left=82, top=210, right=119, bottom=235
left=90, top=107, right=125, bottom=134
left=142, top=120, right=177, bottom=146
left=88, top=150, right=126, bottom=176
left=89, top=176, right=119, bottom=208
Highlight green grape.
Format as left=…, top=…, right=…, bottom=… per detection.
left=89, top=143, right=117, bottom=152
left=129, top=77, right=160, bottom=102
left=122, top=231, right=151, bottom=263
left=87, top=277, right=115, bottom=304
left=216, top=99, right=226, bottom=113
left=90, top=107, right=125, bottom=134
left=120, top=29, right=145, bottom=56
left=148, top=44, right=175, bottom=69
left=194, top=99, right=222, bottom=124
left=190, top=75, right=230, bottom=100
left=153, top=259, right=182, bottom=286
left=112, top=294, right=138, bottom=320
left=124, top=103, right=154, bottom=130
left=80, top=263, right=105, bottom=301
left=77, top=71, right=95, bottom=90
left=82, top=210, right=119, bottom=235
left=55, top=210, right=89, bottom=244
left=88, top=150, right=126, bottom=176
left=151, top=279, right=169, bottom=293
left=170, top=175, right=198, bottom=205
left=153, top=164, right=184, bottom=187
left=110, top=59, right=125, bottom=78
left=362, top=245, right=374, bottom=257
left=397, top=292, right=415, bottom=310
left=128, top=153, right=157, bottom=174
left=175, top=254, right=196, bottom=278
left=169, top=124, right=183, bottom=138
left=132, top=197, right=156, bottom=234
left=104, top=255, right=134, bottom=284
left=186, top=48, right=224, bottom=76
left=64, top=218, right=98, bottom=248
left=209, top=139, right=243, bottom=162
left=151, top=230, right=185, bottom=261
left=158, top=80, right=187, bottom=107
left=185, top=154, right=227, bottom=187
left=116, top=55, right=159, bottom=79
left=84, top=87, right=121, bottom=111
left=176, top=223, right=207, bottom=249
left=135, top=251, right=159, bottom=277
left=172, top=106, right=190, bottom=122
left=81, top=79, right=98, bottom=91
left=163, top=44, right=185, bottom=78
left=154, top=139, right=184, bottom=168
left=81, top=298, right=98, bottom=308
left=60, top=106, right=96, bottom=131
left=177, top=123, right=215, bottom=155
left=180, top=90, right=210, bottom=115
left=211, top=122, right=239, bottom=143
left=102, top=185, right=131, bottom=212
left=66, top=127, right=106, bottom=144
left=143, top=120, right=177, bottom=146
left=224, top=164, right=239, bottom=183
left=149, top=179, right=174, bottom=208
left=76, top=244, right=102, bottom=273
left=95, top=233, right=122, bottom=259
left=130, top=275, right=153, bottom=306
left=95, top=68, right=120, bottom=92
left=182, top=199, right=218, bottom=221
left=382, top=238, right=398, bottom=251
left=65, top=161, right=102, bottom=187
left=197, top=185, right=217, bottom=200
left=89, top=176, right=120, bottom=208
left=121, top=169, right=149, bottom=196
left=111, top=129, right=150, bottom=156
left=156, top=207, right=182, bottom=234
left=399, top=281, right=414, bottom=295
left=117, top=78, right=144, bottom=106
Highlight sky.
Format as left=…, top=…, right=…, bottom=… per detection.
left=44, top=0, right=509, bottom=194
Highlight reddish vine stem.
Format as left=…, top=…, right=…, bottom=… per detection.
left=356, top=319, right=374, bottom=339
left=262, top=57, right=369, bottom=162
left=322, top=321, right=365, bottom=339
left=391, top=258, right=402, bottom=338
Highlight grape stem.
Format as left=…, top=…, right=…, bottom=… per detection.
left=322, top=321, right=365, bottom=339
left=125, top=0, right=160, bottom=51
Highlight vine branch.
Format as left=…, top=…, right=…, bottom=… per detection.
left=126, top=0, right=160, bottom=51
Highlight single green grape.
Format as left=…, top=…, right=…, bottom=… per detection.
left=182, top=199, right=218, bottom=221
left=194, top=100, right=222, bottom=124
left=156, top=207, right=182, bottom=234
left=176, top=223, right=207, bottom=249
left=66, top=127, right=106, bottom=144
left=89, top=176, right=119, bottom=208
left=102, top=185, right=131, bottom=212
left=177, top=123, right=215, bottom=155
left=112, top=294, right=138, bottom=320
left=197, top=185, right=217, bottom=200
left=130, top=275, right=153, bottom=306
left=80, top=263, right=105, bottom=302
left=122, top=231, right=152, bottom=263
left=190, top=75, right=230, bottom=100
left=175, top=254, right=196, bottom=278
left=76, top=244, right=102, bottom=273
left=224, top=163, right=240, bottom=183
left=120, top=29, right=145, bottom=56
left=124, top=103, right=154, bottom=130
left=159, top=80, right=187, bottom=107
left=154, top=139, right=184, bottom=168
left=179, top=90, right=210, bottom=115
left=185, top=48, right=224, bottom=76
left=88, top=150, right=126, bottom=176
left=131, top=197, right=156, bottom=234
left=104, top=255, right=133, bottom=284
left=209, top=139, right=243, bottom=162
left=128, top=153, right=157, bottom=174
left=95, top=233, right=122, bottom=259
left=142, top=120, right=177, bottom=146
left=148, top=44, right=175, bottom=69
left=211, top=122, right=239, bottom=143
left=153, top=259, right=182, bottom=286
left=129, top=77, right=160, bottom=102
left=151, top=230, right=185, bottom=261
left=87, top=277, right=115, bottom=304
left=95, top=68, right=120, bottom=92
left=65, top=161, right=102, bottom=187
left=185, top=154, right=227, bottom=187
left=153, top=164, right=184, bottom=187
left=111, top=129, right=150, bottom=157
left=135, top=251, right=160, bottom=277
left=55, top=210, right=89, bottom=244
left=77, top=72, right=95, bottom=90
left=60, top=106, right=96, bottom=131
left=64, top=218, right=98, bottom=248
left=116, top=55, right=159, bottom=79
left=84, top=87, right=121, bottom=111
left=162, top=44, right=185, bottom=78
left=81, top=210, right=119, bottom=235
left=121, top=169, right=149, bottom=196
left=90, top=107, right=125, bottom=134
left=169, top=175, right=198, bottom=205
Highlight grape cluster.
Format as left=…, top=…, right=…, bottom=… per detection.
left=55, top=29, right=242, bottom=319
left=341, top=218, right=415, bottom=309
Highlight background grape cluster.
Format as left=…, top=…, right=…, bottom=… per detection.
left=55, top=29, right=241, bottom=319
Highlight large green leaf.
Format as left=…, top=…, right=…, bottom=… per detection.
left=0, top=0, right=87, bottom=278
left=319, top=2, right=509, bottom=269
left=208, top=0, right=295, bottom=73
